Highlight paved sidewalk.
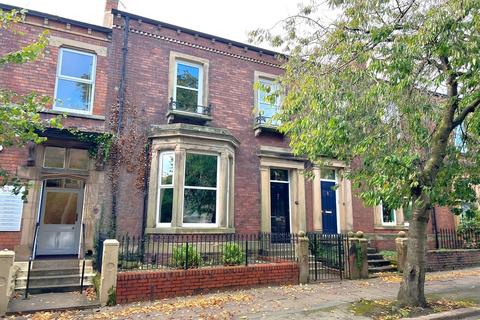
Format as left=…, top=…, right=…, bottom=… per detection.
left=8, top=268, right=480, bottom=319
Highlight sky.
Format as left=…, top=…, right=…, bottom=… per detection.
left=1, top=0, right=338, bottom=51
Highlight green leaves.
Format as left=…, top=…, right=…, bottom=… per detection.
left=253, top=0, right=480, bottom=212
left=1, top=10, right=58, bottom=195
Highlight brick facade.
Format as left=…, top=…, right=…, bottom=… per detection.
left=0, top=3, right=459, bottom=255
left=116, top=262, right=299, bottom=304
left=427, top=249, right=480, bottom=272
left=0, top=4, right=110, bottom=253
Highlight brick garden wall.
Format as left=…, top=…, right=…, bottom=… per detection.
left=116, top=262, right=299, bottom=304
left=427, top=249, right=480, bottom=272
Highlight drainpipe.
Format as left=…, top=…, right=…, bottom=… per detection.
left=141, top=138, right=152, bottom=236
left=111, top=14, right=129, bottom=234
left=117, top=15, right=129, bottom=135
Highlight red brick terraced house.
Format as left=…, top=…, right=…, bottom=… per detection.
left=0, top=0, right=459, bottom=290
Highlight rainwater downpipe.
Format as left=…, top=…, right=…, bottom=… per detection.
left=112, top=14, right=130, bottom=229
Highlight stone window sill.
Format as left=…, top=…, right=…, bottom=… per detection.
left=41, top=109, right=105, bottom=121
left=253, top=123, right=282, bottom=137
left=145, top=227, right=235, bottom=234
left=374, top=224, right=408, bottom=230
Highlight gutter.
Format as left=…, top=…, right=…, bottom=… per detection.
left=0, top=3, right=111, bottom=34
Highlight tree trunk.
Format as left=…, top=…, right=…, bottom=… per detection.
left=397, top=203, right=430, bottom=307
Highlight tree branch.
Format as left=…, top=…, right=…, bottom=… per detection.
left=452, top=97, right=480, bottom=128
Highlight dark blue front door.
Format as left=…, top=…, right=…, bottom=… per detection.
left=321, top=181, right=338, bottom=234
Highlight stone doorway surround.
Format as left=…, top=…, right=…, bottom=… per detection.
left=14, top=143, right=105, bottom=260
left=312, top=162, right=354, bottom=233
left=259, top=146, right=307, bottom=234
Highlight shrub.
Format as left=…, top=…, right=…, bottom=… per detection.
left=171, top=244, right=203, bottom=268
left=223, top=243, right=245, bottom=265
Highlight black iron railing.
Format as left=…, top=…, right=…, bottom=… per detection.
left=24, top=222, right=40, bottom=299
left=79, top=222, right=86, bottom=293
left=437, top=228, right=480, bottom=250
left=168, top=97, right=212, bottom=116
left=118, top=233, right=298, bottom=271
left=307, top=232, right=350, bottom=281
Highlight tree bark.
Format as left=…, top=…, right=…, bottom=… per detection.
left=397, top=202, right=430, bottom=307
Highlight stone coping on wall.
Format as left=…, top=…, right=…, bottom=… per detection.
left=116, top=262, right=299, bottom=304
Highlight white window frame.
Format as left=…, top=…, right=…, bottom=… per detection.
left=53, top=47, right=97, bottom=115
left=181, top=152, right=219, bottom=228
left=156, top=151, right=175, bottom=228
left=173, top=60, right=204, bottom=113
left=257, top=77, right=281, bottom=125
left=380, top=202, right=397, bottom=226
left=269, top=168, right=292, bottom=234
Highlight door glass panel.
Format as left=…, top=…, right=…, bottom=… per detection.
left=320, top=168, right=336, bottom=180
left=43, top=191, right=78, bottom=224
left=46, top=179, right=63, bottom=188
left=270, top=169, right=288, bottom=182
left=44, top=147, right=66, bottom=168
left=69, top=149, right=89, bottom=170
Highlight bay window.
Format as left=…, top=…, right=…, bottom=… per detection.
left=147, top=124, right=238, bottom=233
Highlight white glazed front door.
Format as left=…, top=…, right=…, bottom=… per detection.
left=36, top=179, right=84, bottom=256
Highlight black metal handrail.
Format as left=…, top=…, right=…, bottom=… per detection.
left=24, top=222, right=40, bottom=299
left=80, top=222, right=86, bottom=293
left=254, top=115, right=280, bottom=127
left=168, top=97, right=212, bottom=116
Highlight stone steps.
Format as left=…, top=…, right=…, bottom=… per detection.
left=15, top=259, right=95, bottom=293
left=367, top=248, right=396, bottom=273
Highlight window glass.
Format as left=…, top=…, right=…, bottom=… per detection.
left=270, top=169, right=288, bottom=182
left=176, top=63, right=199, bottom=89
left=158, top=152, right=174, bottom=225
left=161, top=153, right=174, bottom=185
left=64, top=178, right=83, bottom=189
left=183, top=153, right=218, bottom=224
left=175, top=61, right=201, bottom=111
left=55, top=79, right=92, bottom=111
left=60, top=50, right=94, bottom=80
left=55, top=48, right=95, bottom=112
left=44, top=147, right=66, bottom=168
left=183, top=189, right=216, bottom=224
left=69, top=149, right=89, bottom=170
left=320, top=168, right=336, bottom=180
left=46, top=179, right=63, bottom=188
left=176, top=87, right=198, bottom=110
left=404, top=202, right=413, bottom=221
left=185, top=154, right=217, bottom=188
left=158, top=188, right=173, bottom=224
left=258, top=78, right=280, bottom=125
left=382, top=204, right=396, bottom=224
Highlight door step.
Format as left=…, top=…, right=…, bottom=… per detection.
left=367, top=248, right=397, bottom=273
left=14, top=259, right=95, bottom=293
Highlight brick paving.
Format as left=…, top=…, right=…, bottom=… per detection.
left=8, top=267, right=480, bottom=319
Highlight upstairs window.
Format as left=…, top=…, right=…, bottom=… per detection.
left=257, top=78, right=281, bottom=126
left=174, top=60, right=203, bottom=113
left=54, top=48, right=96, bottom=113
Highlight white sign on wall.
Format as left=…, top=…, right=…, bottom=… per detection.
left=0, top=186, right=24, bottom=231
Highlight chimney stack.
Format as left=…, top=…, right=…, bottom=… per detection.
left=103, top=0, right=119, bottom=28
